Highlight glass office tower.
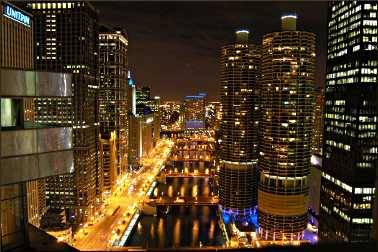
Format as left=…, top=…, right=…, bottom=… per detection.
left=26, top=1, right=99, bottom=223
left=258, top=15, right=316, bottom=240
left=320, top=1, right=377, bottom=242
left=219, top=30, right=261, bottom=218
left=99, top=26, right=128, bottom=196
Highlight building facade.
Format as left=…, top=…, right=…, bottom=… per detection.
left=219, top=30, right=261, bottom=217
left=183, top=93, right=206, bottom=130
left=312, top=88, right=325, bottom=155
left=319, top=1, right=378, bottom=242
left=0, top=2, right=33, bottom=69
left=26, top=1, right=99, bottom=223
left=136, top=86, right=151, bottom=115
left=1, top=4, right=74, bottom=251
left=1, top=0, right=48, bottom=229
left=98, top=26, right=128, bottom=195
left=258, top=15, right=316, bottom=240
left=26, top=179, right=47, bottom=227
left=160, top=101, right=182, bottom=131
left=205, top=101, right=222, bottom=130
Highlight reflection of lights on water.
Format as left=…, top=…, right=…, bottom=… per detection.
left=168, top=185, right=173, bottom=197
left=180, top=186, right=185, bottom=196
left=150, top=223, right=155, bottom=240
left=173, top=219, right=181, bottom=246
left=203, top=206, right=209, bottom=217
left=192, top=220, right=199, bottom=246
left=192, top=185, right=198, bottom=197
left=209, top=220, right=215, bottom=239
left=204, top=186, right=210, bottom=196
left=158, top=218, right=164, bottom=248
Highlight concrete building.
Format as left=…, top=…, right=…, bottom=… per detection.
left=258, top=15, right=316, bottom=240
left=219, top=30, right=261, bottom=219
left=128, top=113, right=157, bottom=168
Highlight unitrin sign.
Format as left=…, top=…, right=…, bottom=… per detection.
left=3, top=4, right=31, bottom=27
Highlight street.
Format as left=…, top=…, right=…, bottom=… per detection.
left=72, top=139, right=173, bottom=251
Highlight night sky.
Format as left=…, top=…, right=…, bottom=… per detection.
left=94, top=2, right=328, bottom=101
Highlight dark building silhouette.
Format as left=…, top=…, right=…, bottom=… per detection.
left=26, top=1, right=100, bottom=224
left=319, top=1, right=377, bottom=242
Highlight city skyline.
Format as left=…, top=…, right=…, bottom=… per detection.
left=0, top=1, right=377, bottom=252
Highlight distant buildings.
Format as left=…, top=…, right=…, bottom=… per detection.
left=219, top=30, right=260, bottom=217
left=320, top=1, right=377, bottom=242
left=258, top=15, right=316, bottom=240
left=160, top=101, right=182, bottom=131
left=135, top=86, right=161, bottom=146
left=27, top=1, right=100, bottom=223
left=0, top=2, right=74, bottom=251
left=184, top=93, right=207, bottom=130
left=205, top=101, right=222, bottom=130
left=98, top=26, right=128, bottom=196
left=128, top=79, right=160, bottom=169
left=136, top=86, right=151, bottom=115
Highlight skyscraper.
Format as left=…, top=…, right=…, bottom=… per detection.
left=136, top=86, right=151, bottom=115
left=258, top=15, right=316, bottom=240
left=320, top=1, right=377, bottom=242
left=98, top=26, right=128, bottom=196
left=219, top=30, right=260, bottom=218
left=26, top=1, right=99, bottom=223
left=1, top=3, right=74, bottom=251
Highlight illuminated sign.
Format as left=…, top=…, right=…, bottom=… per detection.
left=3, top=4, right=31, bottom=27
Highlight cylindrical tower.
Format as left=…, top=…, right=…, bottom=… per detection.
left=219, top=30, right=261, bottom=217
left=258, top=15, right=316, bottom=240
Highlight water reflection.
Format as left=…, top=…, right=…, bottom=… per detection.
left=168, top=185, right=173, bottom=197
left=128, top=206, right=224, bottom=248
left=173, top=219, right=181, bottom=246
left=192, top=220, right=199, bottom=247
left=158, top=218, right=164, bottom=248
left=128, top=168, right=223, bottom=248
left=154, top=177, right=212, bottom=198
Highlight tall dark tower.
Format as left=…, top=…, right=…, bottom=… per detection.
left=320, top=1, right=377, bottom=242
left=26, top=1, right=99, bottom=223
left=219, top=30, right=261, bottom=218
left=258, top=14, right=316, bottom=240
